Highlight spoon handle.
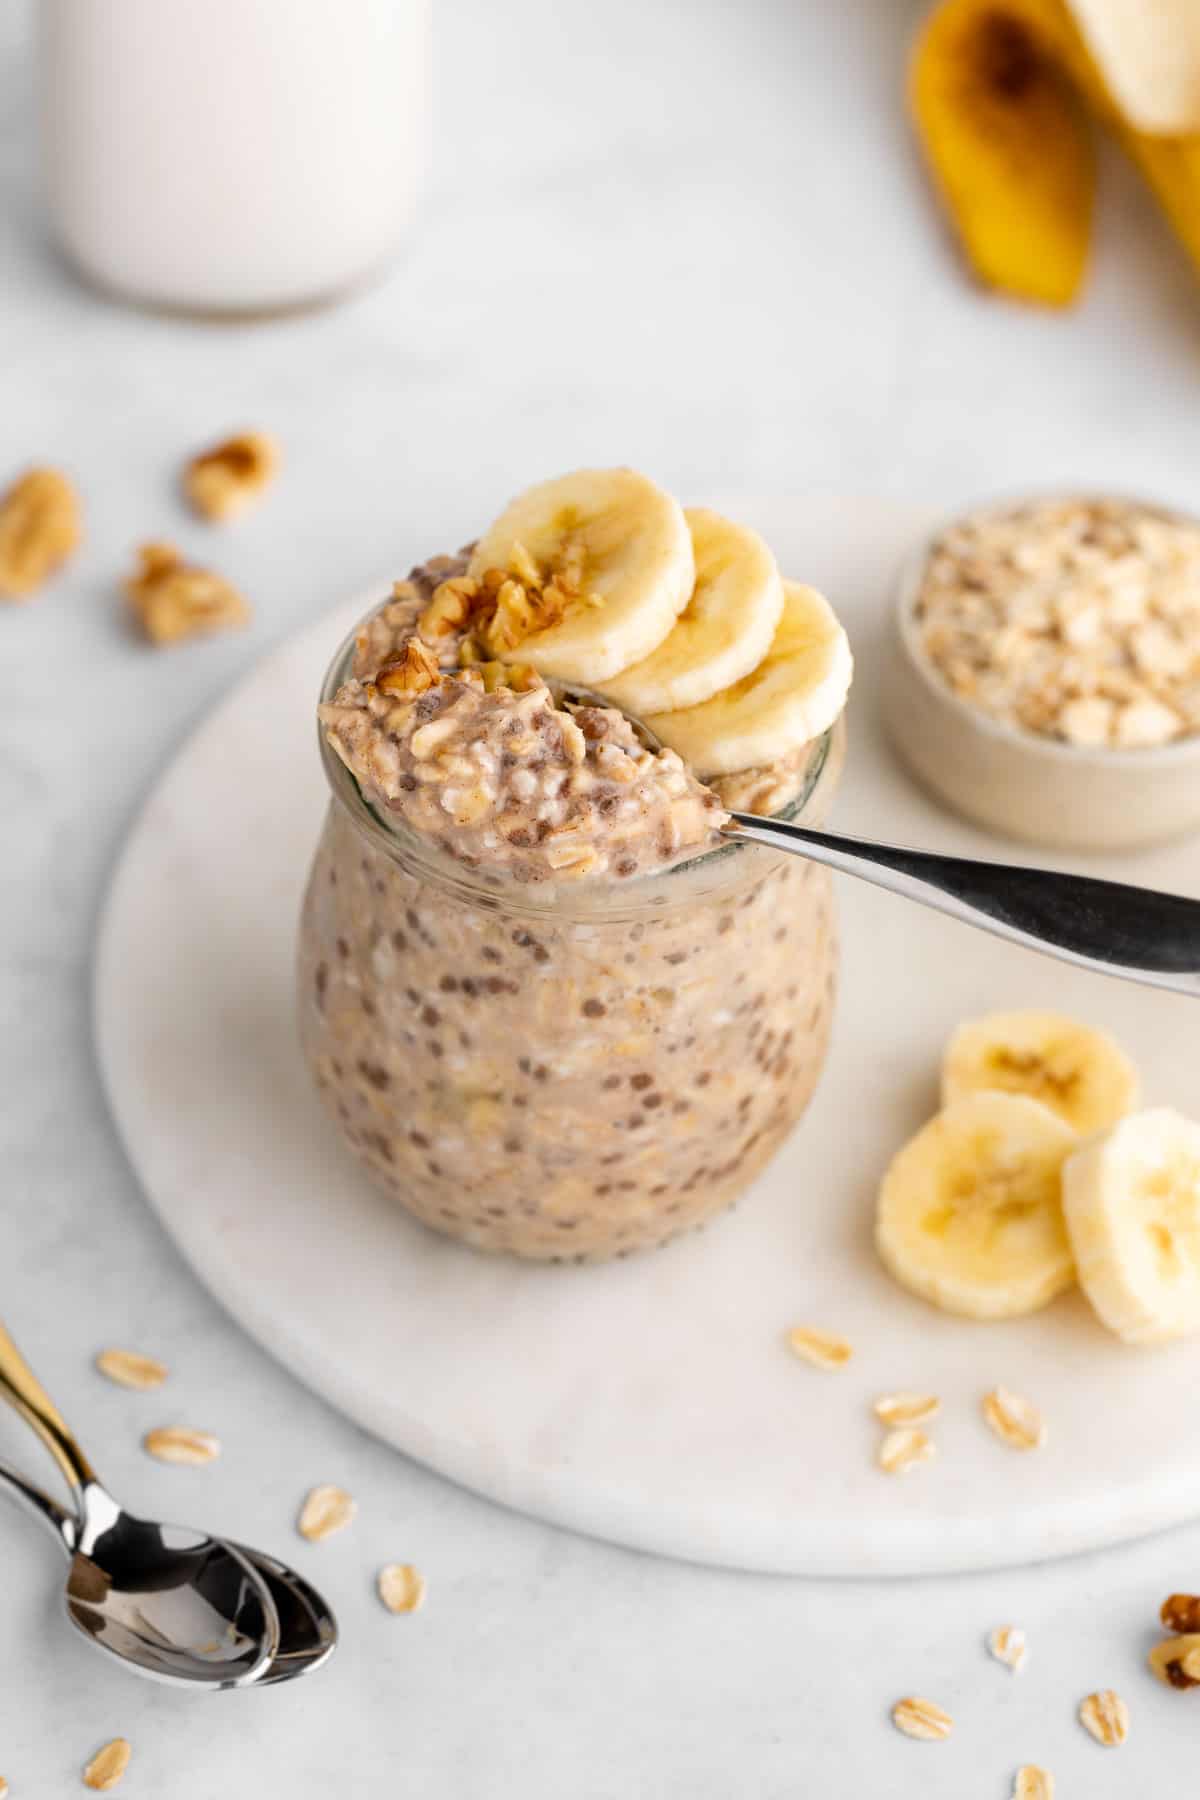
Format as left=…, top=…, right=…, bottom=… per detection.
left=0, top=1455, right=75, bottom=1552
left=727, top=814, right=1200, bottom=998
left=0, top=1320, right=99, bottom=1501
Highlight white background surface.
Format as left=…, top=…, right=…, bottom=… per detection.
left=3, top=1, right=1200, bottom=1793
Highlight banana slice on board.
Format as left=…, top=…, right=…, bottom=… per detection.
left=942, top=1010, right=1140, bottom=1136
left=466, top=468, right=693, bottom=683
left=1063, top=1107, right=1200, bottom=1345
left=876, top=1093, right=1077, bottom=1320
left=598, top=509, right=784, bottom=716
left=646, top=580, right=852, bottom=777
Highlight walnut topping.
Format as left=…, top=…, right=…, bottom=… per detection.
left=419, top=575, right=487, bottom=640
left=183, top=430, right=279, bottom=521
left=1148, top=1633, right=1200, bottom=1689
left=375, top=639, right=441, bottom=695
left=0, top=466, right=82, bottom=599
left=417, top=541, right=596, bottom=660
left=1162, top=1593, right=1200, bottom=1634
left=125, top=542, right=250, bottom=646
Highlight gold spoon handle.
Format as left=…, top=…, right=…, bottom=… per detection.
left=0, top=1320, right=98, bottom=1498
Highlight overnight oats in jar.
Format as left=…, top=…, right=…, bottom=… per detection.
left=297, top=469, right=853, bottom=1260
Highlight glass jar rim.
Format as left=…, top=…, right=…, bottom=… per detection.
left=316, top=606, right=838, bottom=921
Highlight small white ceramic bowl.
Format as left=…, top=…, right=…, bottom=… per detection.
left=882, top=495, right=1200, bottom=853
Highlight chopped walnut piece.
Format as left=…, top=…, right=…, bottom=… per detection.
left=183, top=430, right=279, bottom=522
left=0, top=466, right=82, bottom=599
left=1148, top=1633, right=1200, bottom=1689
left=297, top=1483, right=357, bottom=1542
left=83, top=1738, right=131, bottom=1792
left=376, top=639, right=441, bottom=696
left=1162, top=1594, right=1200, bottom=1634
left=419, top=575, right=486, bottom=640
left=890, top=1696, right=953, bottom=1741
left=125, top=542, right=250, bottom=646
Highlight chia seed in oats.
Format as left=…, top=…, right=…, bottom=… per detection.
left=914, top=498, right=1200, bottom=748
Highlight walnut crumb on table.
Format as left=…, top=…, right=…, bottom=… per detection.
left=183, top=430, right=279, bottom=521
left=125, top=541, right=249, bottom=645
left=0, top=466, right=82, bottom=599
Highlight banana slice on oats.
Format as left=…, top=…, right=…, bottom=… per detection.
left=598, top=509, right=784, bottom=715
left=876, top=1092, right=1077, bottom=1320
left=942, top=1010, right=1140, bottom=1136
left=466, top=467, right=693, bottom=683
left=646, top=580, right=852, bottom=776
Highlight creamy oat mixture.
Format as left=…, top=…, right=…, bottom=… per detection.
left=915, top=498, right=1200, bottom=748
left=320, top=661, right=725, bottom=885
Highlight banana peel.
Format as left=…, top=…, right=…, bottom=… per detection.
left=911, top=0, right=1200, bottom=305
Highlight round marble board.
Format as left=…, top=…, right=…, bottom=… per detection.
left=94, top=495, right=1200, bottom=1577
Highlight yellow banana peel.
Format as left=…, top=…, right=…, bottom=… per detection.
left=911, top=0, right=1200, bottom=305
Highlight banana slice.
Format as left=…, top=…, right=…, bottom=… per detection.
left=598, top=510, right=784, bottom=716
left=465, top=468, right=693, bottom=683
left=1063, top=1107, right=1200, bottom=1345
left=646, top=580, right=852, bottom=776
left=876, top=1093, right=1077, bottom=1320
left=942, top=1010, right=1140, bottom=1136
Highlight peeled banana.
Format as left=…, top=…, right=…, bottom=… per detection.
left=911, top=0, right=1200, bottom=304
left=876, top=1092, right=1077, bottom=1320
left=942, top=1009, right=1139, bottom=1135
left=1063, top=1107, right=1200, bottom=1344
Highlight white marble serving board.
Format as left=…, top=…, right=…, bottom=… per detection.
left=94, top=495, right=1200, bottom=1576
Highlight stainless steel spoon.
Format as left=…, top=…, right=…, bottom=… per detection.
left=0, top=1457, right=337, bottom=1686
left=0, top=1319, right=279, bottom=1688
left=558, top=688, right=1200, bottom=1000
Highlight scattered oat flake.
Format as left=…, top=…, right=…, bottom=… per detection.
left=1078, top=1688, right=1129, bottom=1747
left=83, top=1738, right=131, bottom=1791
left=377, top=1563, right=426, bottom=1614
left=0, top=1776, right=9, bottom=1798
left=891, top=1696, right=953, bottom=1741
left=1148, top=1633, right=1200, bottom=1689
left=1014, top=1767, right=1054, bottom=1800
left=143, top=1425, right=219, bottom=1465
left=874, top=1391, right=940, bottom=1428
left=982, top=1386, right=1046, bottom=1451
left=785, top=1325, right=853, bottom=1370
left=988, top=1624, right=1028, bottom=1673
left=878, top=1427, right=936, bottom=1475
left=297, top=1484, right=357, bottom=1542
left=96, top=1347, right=167, bottom=1391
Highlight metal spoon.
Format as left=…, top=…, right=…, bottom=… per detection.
left=0, top=1458, right=336, bottom=1686
left=558, top=687, right=1200, bottom=999
left=0, top=1319, right=279, bottom=1688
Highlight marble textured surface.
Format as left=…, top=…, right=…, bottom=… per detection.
left=3, top=0, right=1200, bottom=1793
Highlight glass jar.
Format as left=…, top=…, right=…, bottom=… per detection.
left=297, top=622, right=844, bottom=1261
left=37, top=0, right=430, bottom=317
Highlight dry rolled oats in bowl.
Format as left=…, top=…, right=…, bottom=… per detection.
left=884, top=494, right=1200, bottom=851
left=296, top=468, right=854, bottom=1262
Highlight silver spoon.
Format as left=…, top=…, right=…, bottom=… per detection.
left=0, top=1457, right=336, bottom=1686
left=559, top=689, right=1200, bottom=999
left=0, top=1319, right=279, bottom=1688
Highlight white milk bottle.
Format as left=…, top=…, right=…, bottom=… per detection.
left=37, top=0, right=430, bottom=315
